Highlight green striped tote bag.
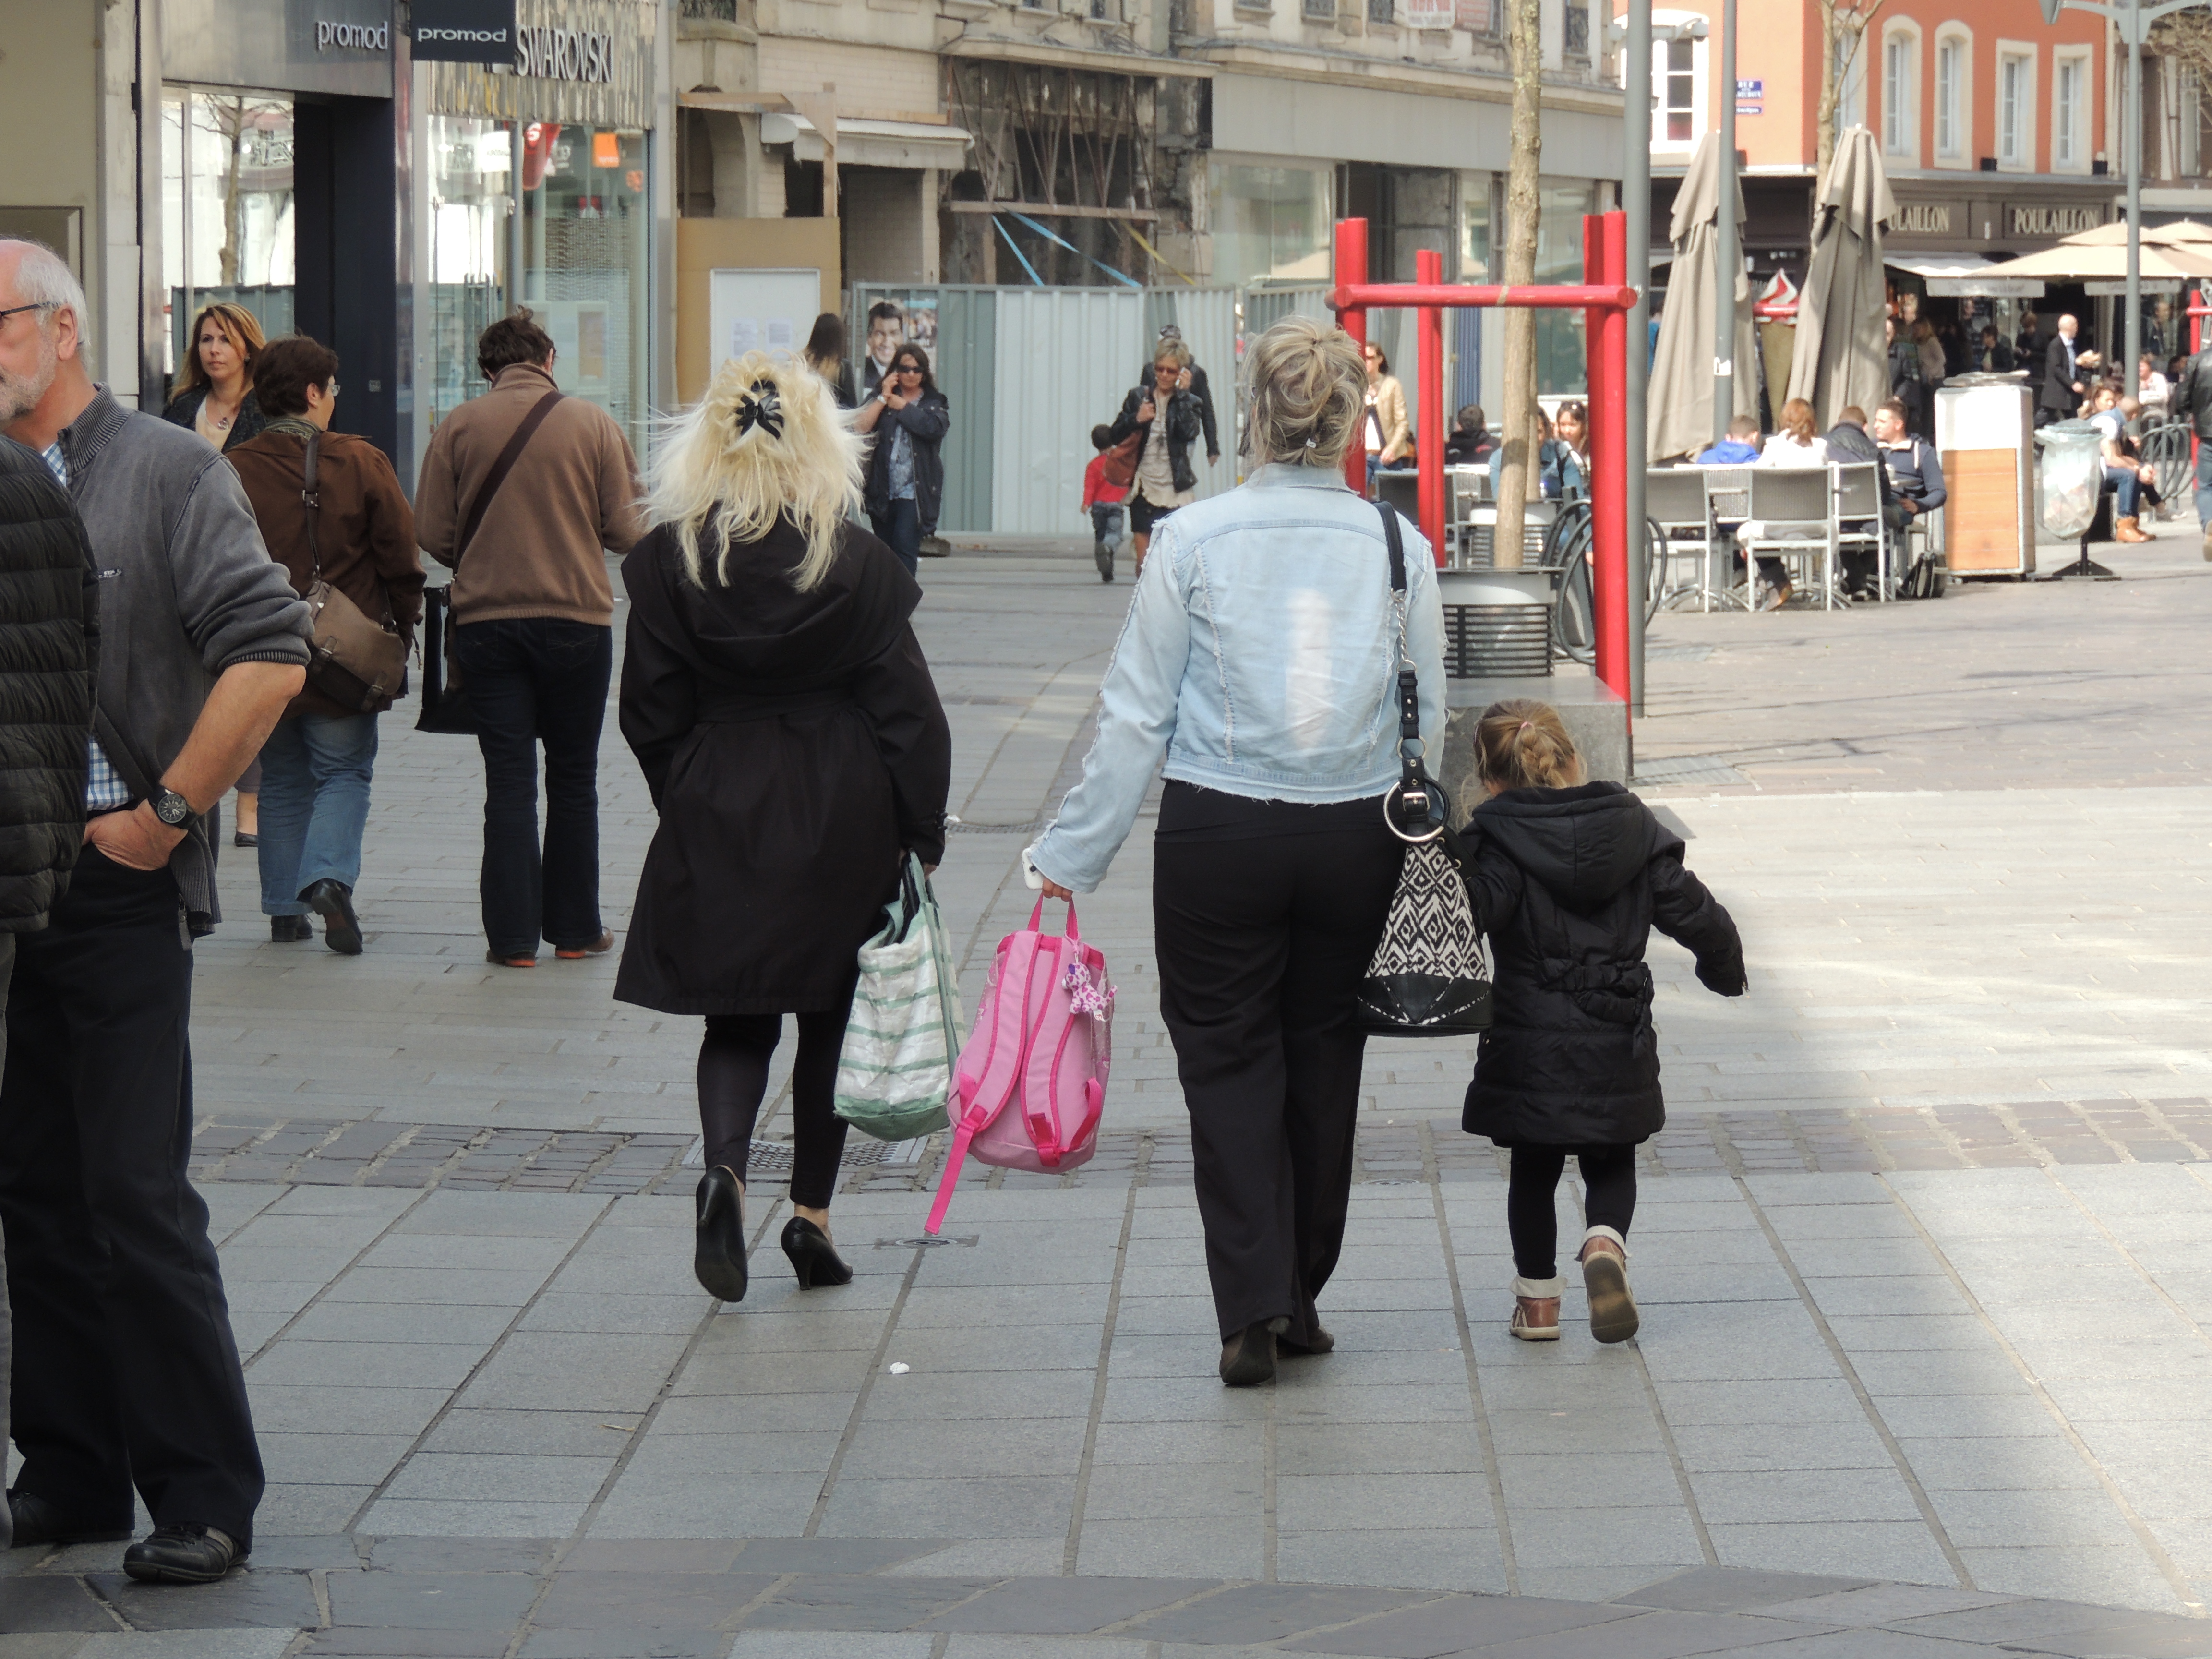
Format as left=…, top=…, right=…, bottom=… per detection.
left=833, top=854, right=963, bottom=1141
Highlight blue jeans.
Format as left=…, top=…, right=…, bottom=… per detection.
left=2196, top=442, right=2212, bottom=527
left=2106, top=466, right=2152, bottom=519
left=454, top=617, right=612, bottom=957
left=257, top=713, right=378, bottom=914
left=869, top=499, right=921, bottom=577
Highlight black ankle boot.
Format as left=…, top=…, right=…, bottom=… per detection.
left=693, top=1167, right=748, bottom=1302
left=780, top=1216, right=853, bottom=1289
left=1219, top=1316, right=1289, bottom=1387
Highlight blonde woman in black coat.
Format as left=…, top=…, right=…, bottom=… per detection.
left=616, top=351, right=951, bottom=1304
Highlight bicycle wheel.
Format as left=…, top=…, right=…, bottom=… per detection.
left=1551, top=547, right=1597, bottom=664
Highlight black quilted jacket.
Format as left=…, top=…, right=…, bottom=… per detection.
left=1458, top=781, right=1743, bottom=1148
left=0, top=438, right=97, bottom=931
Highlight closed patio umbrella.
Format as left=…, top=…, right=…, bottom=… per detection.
left=1785, top=125, right=1894, bottom=433
left=1648, top=132, right=1758, bottom=463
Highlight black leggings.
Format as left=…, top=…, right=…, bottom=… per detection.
left=1507, top=1145, right=1638, bottom=1280
left=698, top=1011, right=851, bottom=1209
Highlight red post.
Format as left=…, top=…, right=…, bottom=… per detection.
left=1335, top=219, right=1370, bottom=495
left=1416, top=247, right=1446, bottom=562
left=1587, top=212, right=1631, bottom=707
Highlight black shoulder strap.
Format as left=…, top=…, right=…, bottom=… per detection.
left=301, top=431, right=323, bottom=580
left=456, top=388, right=564, bottom=564
left=1376, top=495, right=1407, bottom=595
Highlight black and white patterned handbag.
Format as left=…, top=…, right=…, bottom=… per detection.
left=1355, top=500, right=1494, bottom=1039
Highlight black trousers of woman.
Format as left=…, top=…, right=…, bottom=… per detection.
left=697, top=1005, right=853, bottom=1209
left=1506, top=1145, right=1637, bottom=1279
left=1151, top=788, right=1403, bottom=1347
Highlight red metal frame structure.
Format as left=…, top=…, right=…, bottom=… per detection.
left=1328, top=214, right=1640, bottom=703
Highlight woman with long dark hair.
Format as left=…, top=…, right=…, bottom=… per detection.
left=165, top=301, right=271, bottom=842
left=617, top=351, right=951, bottom=1302
left=803, top=312, right=858, bottom=409
left=854, top=342, right=950, bottom=576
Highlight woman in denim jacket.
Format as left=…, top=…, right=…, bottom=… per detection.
left=1026, top=316, right=1446, bottom=1387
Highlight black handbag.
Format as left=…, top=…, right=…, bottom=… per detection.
left=1355, top=499, right=1494, bottom=1038
left=417, top=388, right=564, bottom=735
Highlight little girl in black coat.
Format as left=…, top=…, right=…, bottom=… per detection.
left=1457, top=699, right=1745, bottom=1345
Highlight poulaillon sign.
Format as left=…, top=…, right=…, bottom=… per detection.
left=411, top=0, right=517, bottom=64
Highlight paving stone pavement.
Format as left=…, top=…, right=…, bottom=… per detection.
left=8, top=522, right=2212, bottom=1656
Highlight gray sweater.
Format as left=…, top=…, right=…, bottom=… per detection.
left=54, top=387, right=312, bottom=932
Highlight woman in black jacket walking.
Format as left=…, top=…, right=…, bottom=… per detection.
left=1459, top=700, right=1745, bottom=1345
left=1109, top=339, right=1205, bottom=575
left=855, top=343, right=950, bottom=577
left=617, top=352, right=952, bottom=1302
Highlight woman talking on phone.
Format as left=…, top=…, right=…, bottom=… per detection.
left=854, top=343, right=950, bottom=577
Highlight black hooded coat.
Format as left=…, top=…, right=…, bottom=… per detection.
left=1458, top=782, right=1744, bottom=1147
left=614, top=516, right=952, bottom=1017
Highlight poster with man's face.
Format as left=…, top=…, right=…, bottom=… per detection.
left=861, top=297, right=939, bottom=396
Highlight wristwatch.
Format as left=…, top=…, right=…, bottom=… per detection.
left=150, top=787, right=195, bottom=828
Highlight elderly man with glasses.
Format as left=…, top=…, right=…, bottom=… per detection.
left=0, top=238, right=310, bottom=1584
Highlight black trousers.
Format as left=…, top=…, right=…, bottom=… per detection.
left=1507, top=1145, right=1638, bottom=1280
left=0, top=849, right=264, bottom=1544
left=1153, top=813, right=1402, bottom=1345
left=698, top=1008, right=853, bottom=1209
left=456, top=617, right=613, bottom=957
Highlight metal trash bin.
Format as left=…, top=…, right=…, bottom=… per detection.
left=1436, top=569, right=1551, bottom=677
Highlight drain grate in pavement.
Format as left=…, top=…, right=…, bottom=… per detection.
left=1635, top=753, right=1753, bottom=787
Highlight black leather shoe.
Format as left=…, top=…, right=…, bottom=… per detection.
left=122, top=1524, right=245, bottom=1583
left=693, top=1166, right=748, bottom=1302
left=301, top=879, right=362, bottom=956
left=270, top=914, right=313, bottom=943
left=8, top=1490, right=132, bottom=1548
left=781, top=1216, right=853, bottom=1289
left=1279, top=1323, right=1335, bottom=1357
left=1219, top=1316, right=1289, bottom=1387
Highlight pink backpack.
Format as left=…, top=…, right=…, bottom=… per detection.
left=924, top=897, right=1113, bottom=1235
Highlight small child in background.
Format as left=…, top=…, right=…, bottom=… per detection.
left=1457, top=700, right=1745, bottom=1346
left=1081, top=422, right=1130, bottom=585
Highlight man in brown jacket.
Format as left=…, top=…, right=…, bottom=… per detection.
left=415, top=312, right=645, bottom=966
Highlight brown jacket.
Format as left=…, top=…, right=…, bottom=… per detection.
left=228, top=424, right=427, bottom=720
left=414, top=364, right=646, bottom=626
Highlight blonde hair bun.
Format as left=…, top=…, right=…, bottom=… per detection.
left=1240, top=316, right=1366, bottom=471
left=1474, top=698, right=1582, bottom=792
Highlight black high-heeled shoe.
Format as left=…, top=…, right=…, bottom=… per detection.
left=781, top=1216, right=853, bottom=1289
left=693, top=1167, right=748, bottom=1302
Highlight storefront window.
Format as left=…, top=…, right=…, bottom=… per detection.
left=427, top=115, right=514, bottom=438
left=1211, top=162, right=1333, bottom=289
left=521, top=124, right=652, bottom=452
left=162, top=88, right=296, bottom=385
left=1535, top=179, right=1597, bottom=396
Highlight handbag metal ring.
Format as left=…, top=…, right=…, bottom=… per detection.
left=1382, top=782, right=1447, bottom=846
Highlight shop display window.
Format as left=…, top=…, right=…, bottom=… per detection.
left=161, top=88, right=296, bottom=387
left=427, top=115, right=515, bottom=438
left=521, top=124, right=652, bottom=453
left=1211, top=163, right=1333, bottom=288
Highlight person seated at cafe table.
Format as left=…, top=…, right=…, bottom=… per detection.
left=1869, top=400, right=1945, bottom=540
left=1826, top=405, right=1899, bottom=601
left=1694, top=417, right=1788, bottom=609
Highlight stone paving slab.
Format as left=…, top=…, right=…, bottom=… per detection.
left=7, top=1561, right=2212, bottom=1656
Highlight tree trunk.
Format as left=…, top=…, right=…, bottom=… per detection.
left=1494, top=0, right=1544, bottom=571
left=1815, top=0, right=1838, bottom=185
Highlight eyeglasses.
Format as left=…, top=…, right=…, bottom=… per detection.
left=0, top=301, right=56, bottom=329
left=892, top=363, right=923, bottom=377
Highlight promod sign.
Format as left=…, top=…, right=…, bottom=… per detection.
left=411, top=0, right=515, bottom=64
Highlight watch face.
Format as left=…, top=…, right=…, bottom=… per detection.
left=155, top=791, right=191, bottom=826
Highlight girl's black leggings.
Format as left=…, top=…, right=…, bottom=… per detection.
left=697, top=1011, right=851, bottom=1209
left=1507, top=1144, right=1638, bottom=1279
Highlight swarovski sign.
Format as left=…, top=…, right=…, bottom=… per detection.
left=515, top=24, right=615, bottom=82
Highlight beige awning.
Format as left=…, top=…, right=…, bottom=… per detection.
left=1980, top=242, right=2212, bottom=281
left=759, top=112, right=972, bottom=171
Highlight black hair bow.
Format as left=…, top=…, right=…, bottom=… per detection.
left=735, top=379, right=784, bottom=439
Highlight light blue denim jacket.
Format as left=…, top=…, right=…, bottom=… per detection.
left=1029, top=463, right=1447, bottom=894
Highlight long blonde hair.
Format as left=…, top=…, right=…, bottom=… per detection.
left=647, top=350, right=863, bottom=592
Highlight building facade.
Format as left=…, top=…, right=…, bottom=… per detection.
left=1627, top=0, right=2212, bottom=361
